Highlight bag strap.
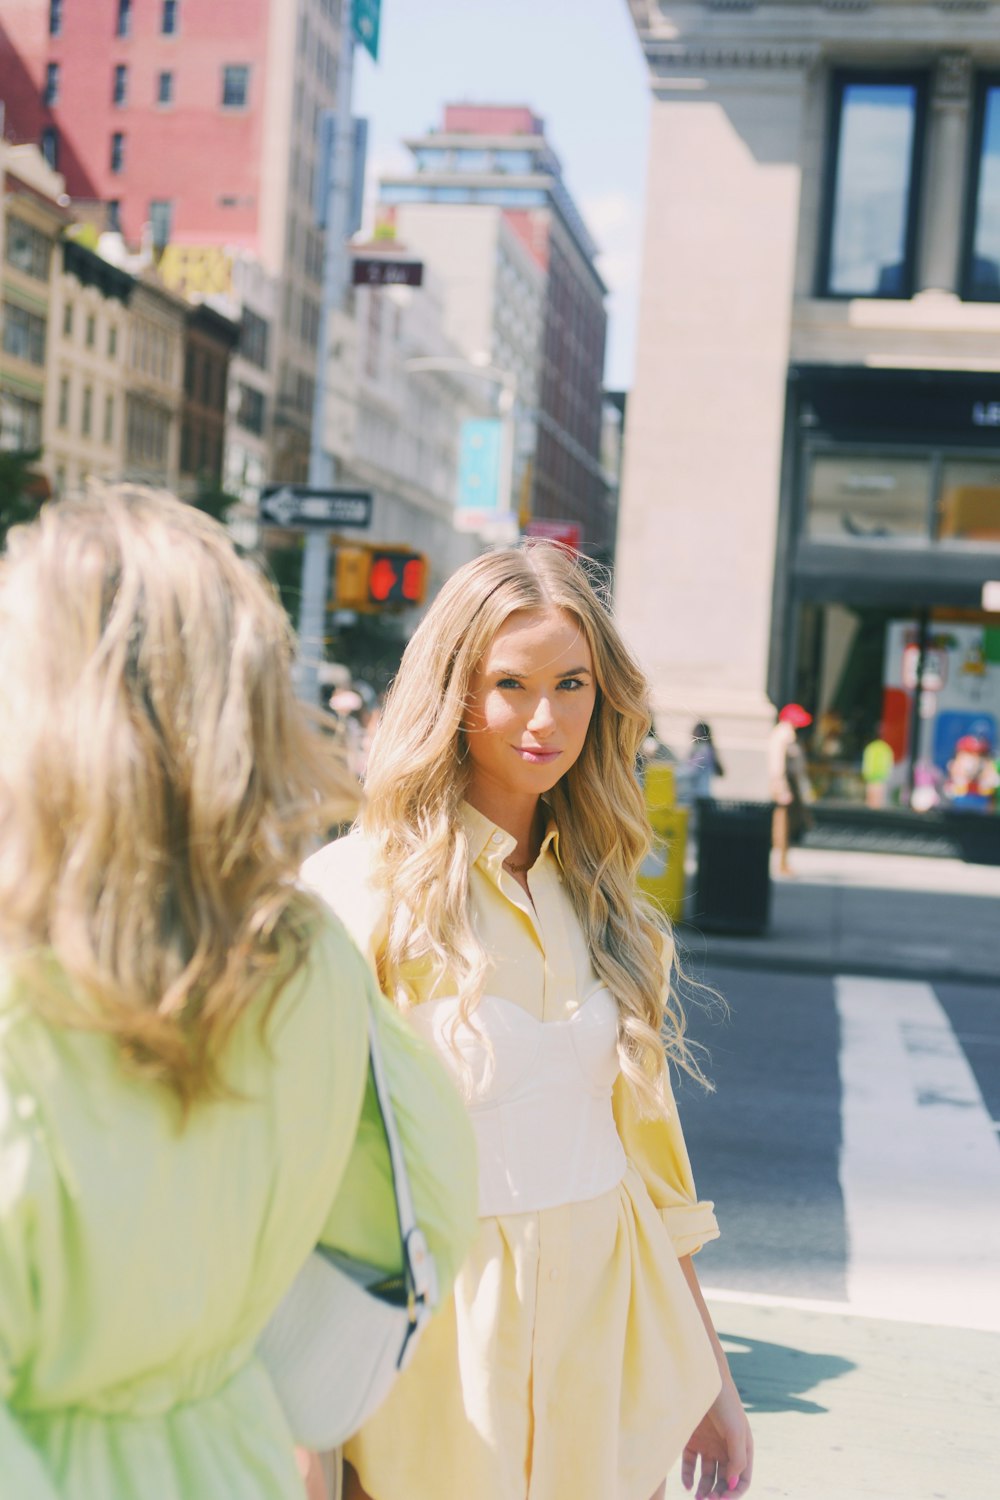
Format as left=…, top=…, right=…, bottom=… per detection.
left=364, top=1006, right=439, bottom=1343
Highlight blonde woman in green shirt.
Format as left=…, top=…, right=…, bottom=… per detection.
left=0, top=488, right=476, bottom=1500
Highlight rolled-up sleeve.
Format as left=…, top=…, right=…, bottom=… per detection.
left=612, top=1073, right=720, bottom=1259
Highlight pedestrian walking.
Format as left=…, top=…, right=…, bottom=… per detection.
left=687, top=720, right=726, bottom=802
left=768, top=703, right=815, bottom=876
left=303, top=542, right=753, bottom=1500
left=0, top=487, right=476, bottom=1500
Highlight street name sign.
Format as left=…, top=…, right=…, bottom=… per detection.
left=259, top=486, right=373, bottom=529
left=351, top=256, right=424, bottom=287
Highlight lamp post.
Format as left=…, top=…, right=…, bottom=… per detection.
left=403, top=354, right=520, bottom=542
left=295, top=26, right=357, bottom=705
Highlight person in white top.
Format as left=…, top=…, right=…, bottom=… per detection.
left=303, top=542, right=753, bottom=1500
left=767, top=704, right=815, bottom=876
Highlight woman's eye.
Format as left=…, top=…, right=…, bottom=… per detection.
left=496, top=678, right=522, bottom=690
left=557, top=677, right=584, bottom=691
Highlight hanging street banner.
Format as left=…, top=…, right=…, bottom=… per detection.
left=524, top=518, right=583, bottom=552
left=351, top=0, right=381, bottom=61
left=455, top=419, right=507, bottom=533
left=259, top=485, right=372, bottom=529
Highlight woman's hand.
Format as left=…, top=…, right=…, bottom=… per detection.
left=681, top=1377, right=753, bottom=1497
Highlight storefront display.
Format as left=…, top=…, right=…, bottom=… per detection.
left=775, top=366, right=1000, bottom=818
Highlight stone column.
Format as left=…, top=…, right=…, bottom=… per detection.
left=615, top=44, right=813, bottom=795
left=917, top=52, right=973, bottom=294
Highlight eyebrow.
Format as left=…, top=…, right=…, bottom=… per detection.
left=492, top=665, right=592, bottom=678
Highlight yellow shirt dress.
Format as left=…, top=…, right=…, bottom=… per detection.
left=302, top=807, right=722, bottom=1500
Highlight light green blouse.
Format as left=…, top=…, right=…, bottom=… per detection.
left=0, top=908, right=478, bottom=1500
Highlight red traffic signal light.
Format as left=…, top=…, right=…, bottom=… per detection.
left=366, top=550, right=427, bottom=607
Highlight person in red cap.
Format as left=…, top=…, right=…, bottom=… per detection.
left=768, top=704, right=815, bottom=875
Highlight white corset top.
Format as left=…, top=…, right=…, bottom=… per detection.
left=407, top=988, right=627, bottom=1217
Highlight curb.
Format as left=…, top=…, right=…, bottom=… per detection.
left=675, top=927, right=1000, bottom=989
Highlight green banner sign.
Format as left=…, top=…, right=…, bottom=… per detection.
left=351, top=0, right=380, bottom=60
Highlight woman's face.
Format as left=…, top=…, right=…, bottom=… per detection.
left=463, top=607, right=597, bottom=803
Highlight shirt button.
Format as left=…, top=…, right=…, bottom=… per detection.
left=548, top=1268, right=559, bottom=1282
left=491, top=832, right=504, bottom=845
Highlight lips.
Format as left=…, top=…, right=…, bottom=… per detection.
left=514, top=745, right=561, bottom=764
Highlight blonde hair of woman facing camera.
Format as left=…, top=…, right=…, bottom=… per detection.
left=0, top=487, right=476, bottom=1500
left=303, top=542, right=753, bottom=1500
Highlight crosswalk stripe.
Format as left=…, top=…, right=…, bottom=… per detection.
left=835, top=976, right=1000, bottom=1333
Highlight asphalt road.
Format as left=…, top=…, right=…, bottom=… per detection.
left=663, top=961, right=1000, bottom=1500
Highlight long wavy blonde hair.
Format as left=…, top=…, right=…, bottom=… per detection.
left=0, top=485, right=359, bottom=1110
left=362, top=541, right=703, bottom=1114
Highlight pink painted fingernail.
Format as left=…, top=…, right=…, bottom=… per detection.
left=728, top=1479, right=739, bottom=1492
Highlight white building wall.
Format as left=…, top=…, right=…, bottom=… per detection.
left=619, top=2, right=1000, bottom=795
left=616, top=58, right=807, bottom=795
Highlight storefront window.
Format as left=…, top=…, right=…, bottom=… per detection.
left=805, top=453, right=931, bottom=541
left=795, top=603, right=1000, bottom=812
left=821, top=76, right=925, bottom=299
left=937, top=458, right=1000, bottom=541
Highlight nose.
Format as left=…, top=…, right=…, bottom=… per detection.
left=526, top=695, right=556, bottom=737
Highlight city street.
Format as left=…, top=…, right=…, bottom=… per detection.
left=668, top=948, right=1000, bottom=1500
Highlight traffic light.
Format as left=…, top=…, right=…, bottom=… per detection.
left=335, top=546, right=372, bottom=609
left=367, top=549, right=427, bottom=607
left=332, top=544, right=428, bottom=611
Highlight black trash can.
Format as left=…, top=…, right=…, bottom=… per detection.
left=694, top=799, right=773, bottom=935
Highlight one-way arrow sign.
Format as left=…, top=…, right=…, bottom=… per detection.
left=259, top=485, right=373, bottom=529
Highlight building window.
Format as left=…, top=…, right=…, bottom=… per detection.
left=116, top=0, right=131, bottom=38
left=936, top=457, right=1000, bottom=542
left=108, top=323, right=118, bottom=357
left=818, top=73, right=927, bottom=299
left=44, top=62, right=59, bottom=107
left=162, top=0, right=178, bottom=33
left=49, top=0, right=63, bottom=36
left=963, top=77, right=1000, bottom=301
left=221, top=64, right=249, bottom=109
left=106, top=199, right=122, bottom=232
left=2, top=302, right=47, bottom=366
left=104, top=393, right=115, bottom=444
left=113, top=64, right=128, bottom=106
left=40, top=126, right=59, bottom=171
left=237, top=383, right=266, bottom=435
left=0, top=392, right=43, bottom=453
left=81, top=384, right=92, bottom=437
left=110, top=132, right=125, bottom=174
left=157, top=70, right=174, bottom=106
left=58, top=375, right=70, bottom=428
left=63, top=302, right=73, bottom=337
left=804, top=452, right=932, bottom=542
left=5, top=217, right=52, bottom=281
left=240, top=307, right=270, bottom=369
left=148, top=199, right=173, bottom=250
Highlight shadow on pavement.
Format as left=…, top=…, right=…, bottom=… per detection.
left=718, top=1330, right=855, bottom=1416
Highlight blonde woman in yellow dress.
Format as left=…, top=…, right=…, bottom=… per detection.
left=303, top=542, right=754, bottom=1500
left=0, top=487, right=476, bottom=1500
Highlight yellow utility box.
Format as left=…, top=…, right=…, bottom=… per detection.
left=637, top=763, right=688, bottom=921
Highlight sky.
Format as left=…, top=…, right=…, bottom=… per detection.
left=351, top=0, right=651, bottom=390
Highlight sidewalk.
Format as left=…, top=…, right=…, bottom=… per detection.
left=678, top=847, right=1000, bottom=985
left=663, top=1295, right=1000, bottom=1500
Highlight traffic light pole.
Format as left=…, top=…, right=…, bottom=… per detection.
left=295, top=24, right=356, bottom=704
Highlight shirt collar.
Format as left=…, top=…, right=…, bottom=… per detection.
left=460, top=801, right=563, bottom=873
